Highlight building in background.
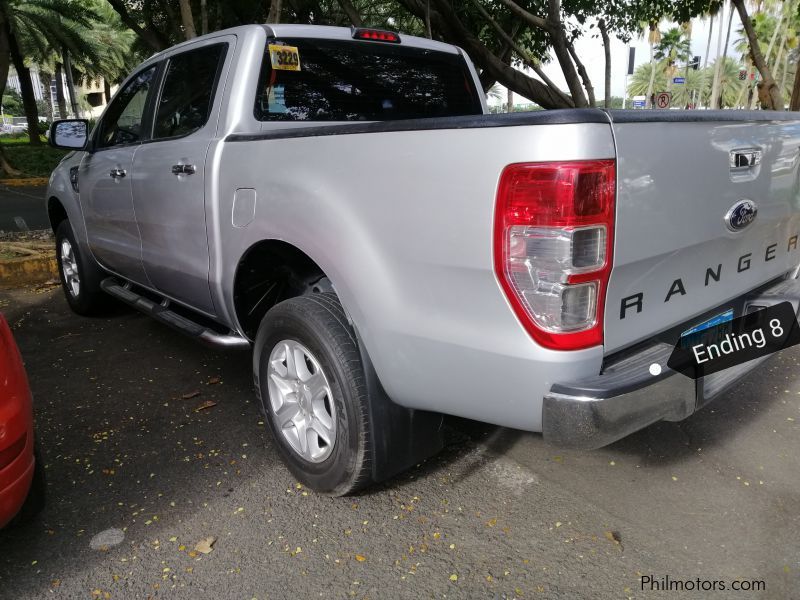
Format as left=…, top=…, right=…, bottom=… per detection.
left=5, top=65, right=114, bottom=127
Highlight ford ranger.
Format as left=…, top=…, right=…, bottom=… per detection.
left=46, top=24, right=800, bottom=494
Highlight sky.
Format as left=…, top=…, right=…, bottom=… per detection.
left=488, top=5, right=747, bottom=105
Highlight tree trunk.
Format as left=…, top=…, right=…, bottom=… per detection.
left=710, top=2, right=727, bottom=109
left=703, top=14, right=714, bottom=71
left=267, top=0, right=283, bottom=23
left=506, top=88, right=513, bottom=113
left=396, top=0, right=573, bottom=108
left=103, top=79, right=112, bottom=104
left=733, top=0, right=783, bottom=110
left=178, top=0, right=197, bottom=39
left=0, top=10, right=20, bottom=176
left=780, top=54, right=790, bottom=98
left=715, top=2, right=734, bottom=108
left=200, top=0, right=208, bottom=35
left=749, top=2, right=784, bottom=109
left=599, top=19, right=611, bottom=108
left=62, top=48, right=80, bottom=119
left=106, top=0, right=169, bottom=51
left=682, top=24, right=692, bottom=106
left=425, top=0, right=432, bottom=38
left=544, top=0, right=588, bottom=107
left=6, top=21, right=41, bottom=145
left=791, top=59, right=800, bottom=110
left=54, top=63, right=67, bottom=118
left=38, top=71, right=53, bottom=121
left=337, top=0, right=362, bottom=26
left=645, top=41, right=657, bottom=108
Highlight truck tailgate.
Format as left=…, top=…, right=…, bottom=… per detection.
left=605, top=111, right=800, bottom=353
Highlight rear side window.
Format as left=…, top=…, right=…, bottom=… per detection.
left=153, top=43, right=226, bottom=139
left=254, top=38, right=482, bottom=122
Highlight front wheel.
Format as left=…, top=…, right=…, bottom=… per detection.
left=253, top=293, right=371, bottom=495
left=55, top=220, right=107, bottom=316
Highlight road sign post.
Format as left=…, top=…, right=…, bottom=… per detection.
left=655, top=92, right=671, bottom=109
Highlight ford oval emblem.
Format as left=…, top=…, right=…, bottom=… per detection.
left=725, top=199, right=758, bottom=232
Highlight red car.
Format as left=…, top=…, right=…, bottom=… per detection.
left=0, top=314, right=43, bottom=528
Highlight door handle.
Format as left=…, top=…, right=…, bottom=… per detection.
left=109, top=168, right=126, bottom=179
left=171, top=164, right=196, bottom=175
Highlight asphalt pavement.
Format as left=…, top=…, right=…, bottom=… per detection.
left=0, top=184, right=49, bottom=232
left=0, top=287, right=797, bottom=599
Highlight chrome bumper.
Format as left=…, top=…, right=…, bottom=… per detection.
left=543, top=276, right=800, bottom=449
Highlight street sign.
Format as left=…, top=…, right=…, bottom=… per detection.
left=656, top=92, right=671, bottom=109
left=632, top=99, right=646, bottom=109
left=673, top=77, right=686, bottom=84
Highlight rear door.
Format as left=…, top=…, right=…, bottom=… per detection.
left=605, top=112, right=800, bottom=352
left=80, top=65, right=158, bottom=283
left=132, top=37, right=232, bottom=315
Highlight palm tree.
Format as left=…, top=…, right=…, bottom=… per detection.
left=655, top=27, right=691, bottom=93
left=644, top=22, right=662, bottom=108
left=629, top=62, right=710, bottom=107
left=1, top=0, right=101, bottom=143
left=68, top=0, right=137, bottom=108
left=711, top=1, right=736, bottom=109
left=703, top=57, right=745, bottom=107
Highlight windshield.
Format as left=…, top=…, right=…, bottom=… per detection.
left=254, top=38, right=483, bottom=122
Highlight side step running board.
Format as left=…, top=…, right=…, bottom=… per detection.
left=101, top=278, right=250, bottom=350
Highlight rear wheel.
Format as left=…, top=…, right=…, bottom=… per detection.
left=55, top=220, right=107, bottom=315
left=253, top=293, right=371, bottom=495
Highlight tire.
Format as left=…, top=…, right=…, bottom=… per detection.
left=253, top=293, right=371, bottom=495
left=11, top=447, right=45, bottom=526
left=55, top=220, right=107, bottom=316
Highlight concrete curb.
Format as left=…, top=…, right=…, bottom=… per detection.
left=0, top=254, right=58, bottom=288
left=0, top=177, right=49, bottom=187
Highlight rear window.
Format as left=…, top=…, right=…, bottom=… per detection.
left=254, top=38, right=482, bottom=122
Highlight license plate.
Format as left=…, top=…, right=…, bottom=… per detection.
left=679, top=309, right=734, bottom=349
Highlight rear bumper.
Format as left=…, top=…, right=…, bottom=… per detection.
left=543, top=276, right=800, bottom=449
left=0, top=431, right=34, bottom=528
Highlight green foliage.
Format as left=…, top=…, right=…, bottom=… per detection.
left=0, top=144, right=68, bottom=177
left=1, top=90, right=23, bottom=116
left=655, top=27, right=691, bottom=65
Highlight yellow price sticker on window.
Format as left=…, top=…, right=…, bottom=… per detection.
left=269, top=44, right=301, bottom=71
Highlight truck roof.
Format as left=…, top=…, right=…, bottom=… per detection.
left=142, top=23, right=461, bottom=68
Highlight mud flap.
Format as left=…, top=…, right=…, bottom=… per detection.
left=355, top=332, right=444, bottom=483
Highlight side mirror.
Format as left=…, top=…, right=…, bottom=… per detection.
left=49, top=119, right=89, bottom=150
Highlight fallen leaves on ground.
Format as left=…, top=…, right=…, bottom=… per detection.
left=604, top=530, right=623, bottom=550
left=194, top=537, right=216, bottom=554
left=181, top=390, right=200, bottom=400
left=355, top=554, right=366, bottom=562
left=194, top=400, right=217, bottom=412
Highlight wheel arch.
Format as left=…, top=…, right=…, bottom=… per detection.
left=47, top=196, right=68, bottom=233
left=232, top=239, right=336, bottom=340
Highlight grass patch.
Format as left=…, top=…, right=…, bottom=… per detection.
left=1, top=143, right=68, bottom=178
left=0, top=135, right=44, bottom=145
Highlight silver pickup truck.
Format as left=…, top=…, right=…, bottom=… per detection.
left=46, top=24, right=800, bottom=494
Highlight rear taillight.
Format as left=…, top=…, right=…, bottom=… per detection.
left=494, top=160, right=615, bottom=350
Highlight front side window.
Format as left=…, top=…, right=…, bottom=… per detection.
left=153, top=43, right=226, bottom=139
left=254, top=39, right=483, bottom=122
left=97, top=66, right=156, bottom=148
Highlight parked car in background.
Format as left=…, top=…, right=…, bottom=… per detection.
left=0, top=314, right=43, bottom=528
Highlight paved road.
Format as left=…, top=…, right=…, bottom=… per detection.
left=0, top=288, right=797, bottom=598
left=0, top=184, right=48, bottom=232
